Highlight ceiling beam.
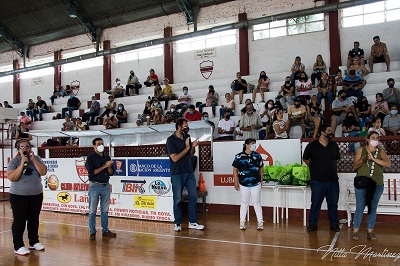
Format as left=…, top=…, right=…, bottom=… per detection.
left=62, top=0, right=97, bottom=42
left=175, top=0, right=195, bottom=24
left=0, top=23, right=24, bottom=56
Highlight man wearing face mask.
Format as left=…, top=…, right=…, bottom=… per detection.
left=383, top=105, right=400, bottom=136
left=382, top=78, right=400, bottom=110
left=166, top=118, right=204, bottom=232
left=240, top=103, right=262, bottom=140
left=85, top=138, right=116, bottom=240
left=202, top=112, right=215, bottom=129
left=82, top=96, right=100, bottom=125
left=215, top=112, right=235, bottom=140
left=331, top=89, right=356, bottom=134
left=287, top=97, right=307, bottom=137
left=61, top=94, right=81, bottom=119
left=303, top=124, right=341, bottom=233
left=164, top=104, right=180, bottom=123
left=184, top=104, right=201, bottom=121
left=175, top=86, right=192, bottom=116
left=107, top=78, right=125, bottom=98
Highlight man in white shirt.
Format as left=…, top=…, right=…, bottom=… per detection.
left=215, top=112, right=235, bottom=140
left=175, top=86, right=192, bottom=116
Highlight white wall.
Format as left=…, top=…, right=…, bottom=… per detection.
left=20, top=74, right=54, bottom=104
left=61, top=65, right=103, bottom=96
left=0, top=80, right=13, bottom=104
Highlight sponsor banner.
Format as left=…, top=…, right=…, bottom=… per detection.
left=213, top=139, right=301, bottom=186
left=127, top=158, right=170, bottom=177
left=113, top=159, right=127, bottom=176
left=195, top=48, right=216, bottom=59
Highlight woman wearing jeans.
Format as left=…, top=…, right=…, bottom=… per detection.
left=7, top=140, right=47, bottom=255
left=352, top=132, right=391, bottom=240
left=232, top=138, right=264, bottom=230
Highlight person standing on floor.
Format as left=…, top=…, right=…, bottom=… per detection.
left=7, top=140, right=47, bottom=255
left=303, top=124, right=341, bottom=233
left=352, top=131, right=391, bottom=241
left=85, top=138, right=116, bottom=240
left=233, top=138, right=264, bottom=230
left=166, top=118, right=205, bottom=232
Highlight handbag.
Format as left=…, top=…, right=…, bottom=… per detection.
left=354, top=175, right=369, bottom=189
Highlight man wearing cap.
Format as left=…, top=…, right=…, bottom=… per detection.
left=287, top=97, right=307, bottom=137
left=369, top=35, right=390, bottom=73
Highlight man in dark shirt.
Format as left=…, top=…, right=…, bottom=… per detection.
left=61, top=95, right=81, bottom=119
left=303, top=124, right=340, bottom=233
left=231, top=72, right=247, bottom=104
left=85, top=137, right=116, bottom=240
left=347, top=41, right=364, bottom=70
left=166, top=118, right=204, bottom=232
left=343, top=69, right=364, bottom=102
left=35, top=96, right=48, bottom=121
left=82, top=96, right=100, bottom=125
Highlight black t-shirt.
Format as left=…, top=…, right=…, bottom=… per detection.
left=303, top=140, right=340, bottom=182
left=232, top=79, right=247, bottom=92
left=166, top=133, right=193, bottom=175
left=282, top=83, right=294, bottom=96
left=348, top=48, right=364, bottom=58
left=36, top=100, right=47, bottom=109
left=67, top=97, right=80, bottom=108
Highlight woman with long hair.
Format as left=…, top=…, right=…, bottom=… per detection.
left=352, top=131, right=391, bottom=240
left=232, top=138, right=264, bottom=230
left=259, top=100, right=276, bottom=139
left=356, top=96, right=371, bottom=129
left=311, top=54, right=326, bottom=87
left=252, top=71, right=270, bottom=103
left=296, top=71, right=312, bottom=105
left=116, top=103, right=128, bottom=127
left=368, top=117, right=386, bottom=136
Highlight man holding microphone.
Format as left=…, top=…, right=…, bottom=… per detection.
left=85, top=138, right=116, bottom=240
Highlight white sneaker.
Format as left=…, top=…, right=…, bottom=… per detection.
left=257, top=221, right=264, bottom=230
left=174, top=224, right=182, bottom=232
left=188, top=222, right=204, bottom=230
left=29, top=242, right=45, bottom=251
left=240, top=221, right=246, bottom=230
left=14, top=246, right=30, bottom=256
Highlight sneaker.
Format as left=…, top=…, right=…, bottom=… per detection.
left=29, top=242, right=45, bottom=251
left=239, top=221, right=246, bottom=230
left=174, top=224, right=182, bottom=232
left=330, top=226, right=340, bottom=232
left=188, top=222, right=204, bottom=230
left=89, top=233, right=96, bottom=241
left=102, top=230, right=116, bottom=237
left=14, top=246, right=30, bottom=256
left=257, top=221, right=264, bottom=230
left=307, top=225, right=318, bottom=232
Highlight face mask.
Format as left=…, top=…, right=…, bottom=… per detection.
left=97, top=145, right=104, bottom=153
left=389, top=84, right=395, bottom=88
left=285, top=81, right=290, bottom=84
left=189, top=111, right=194, bottom=115
left=391, top=110, right=398, bottom=115
left=250, top=144, right=256, bottom=151
left=340, top=96, right=346, bottom=100
left=183, top=90, right=188, bottom=95
left=369, top=140, right=379, bottom=147
left=295, top=104, right=301, bottom=108
left=118, top=107, right=122, bottom=110
left=117, top=81, right=121, bottom=85
left=110, top=113, right=114, bottom=117
left=170, top=108, right=175, bottom=112
left=260, top=75, right=266, bottom=78
left=325, top=133, right=334, bottom=140
left=300, top=77, right=306, bottom=81
left=204, top=117, right=209, bottom=121
left=182, top=127, right=190, bottom=134
left=225, top=115, right=231, bottom=120
left=268, top=104, right=273, bottom=109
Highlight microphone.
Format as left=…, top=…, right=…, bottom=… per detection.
left=23, top=151, right=28, bottom=167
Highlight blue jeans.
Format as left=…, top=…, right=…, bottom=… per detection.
left=62, top=106, right=78, bottom=118
left=199, top=102, right=217, bottom=116
left=26, top=109, right=37, bottom=120
left=358, top=117, right=371, bottom=129
left=88, top=182, right=111, bottom=234
left=317, top=91, right=334, bottom=104
left=171, top=172, right=198, bottom=225
left=309, top=180, right=339, bottom=227
left=290, top=73, right=300, bottom=85
left=353, top=185, right=384, bottom=230
left=38, top=107, right=48, bottom=120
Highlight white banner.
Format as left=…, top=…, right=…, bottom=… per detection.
left=31, top=77, right=44, bottom=86
left=195, top=48, right=216, bottom=59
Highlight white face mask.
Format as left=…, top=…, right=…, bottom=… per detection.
left=170, top=108, right=175, bottom=112
left=250, top=144, right=256, bottom=151
left=369, top=140, right=379, bottom=147
left=97, top=145, right=104, bottom=153
left=390, top=110, right=398, bottom=115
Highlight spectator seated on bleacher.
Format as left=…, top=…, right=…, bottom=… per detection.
left=149, top=108, right=163, bottom=125
left=383, top=78, right=400, bottom=110
left=35, top=96, right=49, bottom=121
left=202, top=112, right=215, bottom=129
left=61, top=95, right=81, bottom=119
left=331, top=89, right=356, bottom=134
left=156, top=78, right=176, bottom=110
left=175, top=86, right=192, bottom=116
left=153, top=83, right=162, bottom=99
left=100, top=95, right=116, bottom=118
left=230, top=72, right=247, bottom=104
left=347, top=41, right=365, bottom=70
left=287, top=97, right=306, bottom=138
left=64, top=85, right=73, bottom=96
left=342, top=112, right=361, bottom=137
left=26, top=99, right=36, bottom=121
left=137, top=101, right=153, bottom=124
left=240, top=99, right=256, bottom=115
left=82, top=96, right=100, bottom=125
left=343, top=69, right=364, bottom=103
left=252, top=71, right=270, bottom=103
left=116, top=104, right=128, bottom=127
left=334, top=69, right=344, bottom=95
left=198, top=85, right=219, bottom=117
left=234, top=119, right=244, bottom=140
left=355, top=96, right=371, bottom=129
left=219, top=93, right=235, bottom=119
left=61, top=115, right=75, bottom=131
left=144, top=69, right=159, bottom=87
left=106, top=78, right=125, bottom=98
left=215, top=112, right=235, bottom=141
left=272, top=108, right=289, bottom=139
left=3, top=101, right=13, bottom=108
left=368, top=117, right=386, bottom=136
left=383, top=106, right=400, bottom=136
left=317, top=71, right=334, bottom=105
left=19, top=112, right=31, bottom=131
left=259, top=100, right=275, bottom=140
left=348, top=57, right=368, bottom=87
left=50, top=85, right=61, bottom=104
left=240, top=103, right=262, bottom=140
left=290, top=56, right=305, bottom=85
left=15, top=122, right=32, bottom=143
left=369, top=35, right=390, bottom=73
left=164, top=104, right=180, bottom=124
left=184, top=104, right=201, bottom=122
left=306, top=95, right=323, bottom=139
left=277, top=76, right=295, bottom=112
left=103, top=110, right=118, bottom=129
left=75, top=117, right=88, bottom=131
left=296, top=71, right=312, bottom=106
left=371, top=93, right=389, bottom=122
left=311, top=54, right=326, bottom=87
left=126, top=70, right=142, bottom=96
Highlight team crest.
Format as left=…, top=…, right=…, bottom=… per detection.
left=75, top=159, right=89, bottom=183
left=200, top=60, right=214, bottom=79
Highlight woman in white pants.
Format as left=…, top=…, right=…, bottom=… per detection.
left=232, top=138, right=264, bottom=230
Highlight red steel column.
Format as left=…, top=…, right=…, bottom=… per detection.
left=54, top=50, right=62, bottom=89
left=13, top=60, right=20, bottom=104
left=164, top=27, right=174, bottom=84
left=238, top=13, right=249, bottom=76
left=103, top=40, right=111, bottom=92
left=328, top=0, right=341, bottom=74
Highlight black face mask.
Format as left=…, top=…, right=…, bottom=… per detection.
left=325, top=132, right=334, bottom=140
left=295, top=104, right=301, bottom=108
left=340, top=96, right=347, bottom=100
left=225, top=115, right=231, bottom=120
left=182, top=127, right=190, bottom=134
left=260, top=75, right=267, bottom=79
left=300, top=77, right=306, bottom=81
left=389, top=84, right=395, bottom=88
left=285, top=81, right=290, bottom=84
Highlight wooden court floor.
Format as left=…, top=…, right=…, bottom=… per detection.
left=1, top=201, right=400, bottom=266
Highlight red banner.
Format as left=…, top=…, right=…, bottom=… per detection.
left=214, top=174, right=234, bottom=186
